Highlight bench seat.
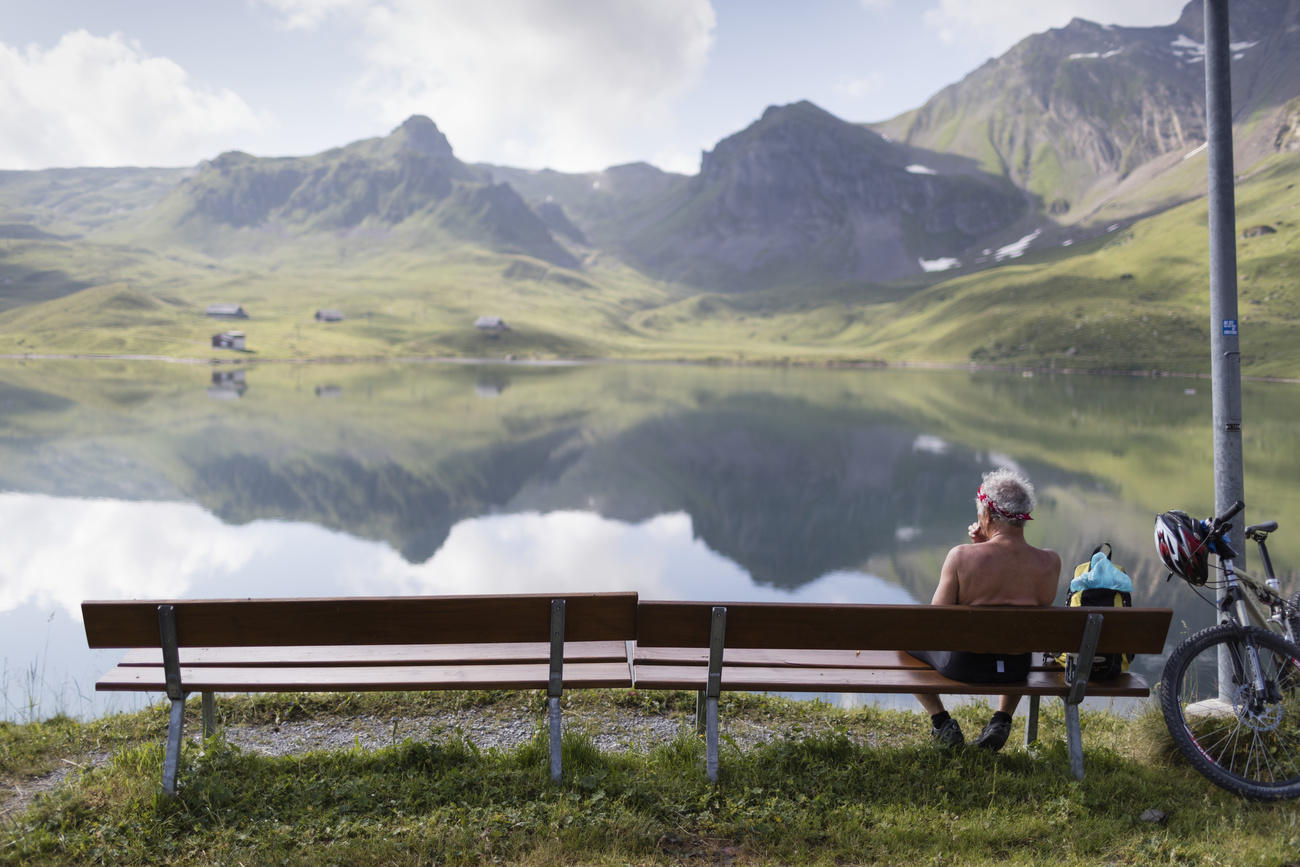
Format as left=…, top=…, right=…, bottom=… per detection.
left=96, top=661, right=636, bottom=692
left=115, top=639, right=631, bottom=667
left=633, top=662, right=1152, bottom=697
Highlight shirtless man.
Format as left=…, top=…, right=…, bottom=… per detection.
left=910, top=468, right=1060, bottom=751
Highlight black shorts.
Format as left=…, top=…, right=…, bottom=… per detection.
left=907, top=649, right=1031, bottom=683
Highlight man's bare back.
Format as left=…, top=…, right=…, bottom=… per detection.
left=932, top=532, right=1059, bottom=608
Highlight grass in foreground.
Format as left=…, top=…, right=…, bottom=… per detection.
left=3, top=690, right=1299, bottom=865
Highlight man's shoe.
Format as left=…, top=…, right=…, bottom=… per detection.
left=931, top=717, right=964, bottom=747
left=973, top=716, right=1012, bottom=751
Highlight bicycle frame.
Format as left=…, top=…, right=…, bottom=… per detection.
left=1246, top=529, right=1298, bottom=642
left=1220, top=527, right=1298, bottom=641
left=1213, top=549, right=1276, bottom=706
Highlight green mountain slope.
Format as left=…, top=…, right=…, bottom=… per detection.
left=129, top=116, right=577, bottom=268
left=863, top=151, right=1300, bottom=376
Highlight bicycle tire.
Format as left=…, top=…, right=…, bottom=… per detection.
left=1160, top=623, right=1300, bottom=800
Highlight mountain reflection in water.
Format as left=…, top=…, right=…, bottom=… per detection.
left=3, top=360, right=1300, bottom=721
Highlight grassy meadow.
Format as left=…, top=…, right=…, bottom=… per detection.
left=2, top=151, right=1298, bottom=375
left=3, top=690, right=1299, bottom=865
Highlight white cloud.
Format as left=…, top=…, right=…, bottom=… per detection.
left=261, top=0, right=716, bottom=172
left=0, top=30, right=266, bottom=170
left=923, top=0, right=1188, bottom=54
left=0, top=493, right=258, bottom=619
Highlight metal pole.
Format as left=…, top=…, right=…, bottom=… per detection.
left=1204, top=0, right=1245, bottom=703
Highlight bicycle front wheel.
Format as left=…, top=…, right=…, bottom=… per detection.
left=1160, top=624, right=1300, bottom=800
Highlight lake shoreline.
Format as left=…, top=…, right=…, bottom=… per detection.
left=3, top=351, right=1297, bottom=384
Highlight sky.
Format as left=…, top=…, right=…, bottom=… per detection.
left=0, top=0, right=1192, bottom=175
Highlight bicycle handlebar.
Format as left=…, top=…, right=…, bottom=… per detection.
left=1200, top=500, right=1246, bottom=554
left=1211, top=500, right=1245, bottom=532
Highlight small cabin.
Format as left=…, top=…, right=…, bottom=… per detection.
left=315, top=309, right=344, bottom=322
left=206, top=304, right=249, bottom=319
left=475, top=315, right=510, bottom=332
left=212, top=331, right=246, bottom=350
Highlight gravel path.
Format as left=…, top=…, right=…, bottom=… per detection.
left=219, top=705, right=836, bottom=757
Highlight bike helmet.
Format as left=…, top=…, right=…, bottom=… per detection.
left=1154, top=510, right=1209, bottom=585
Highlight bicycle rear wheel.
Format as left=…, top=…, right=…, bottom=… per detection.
left=1287, top=590, right=1300, bottom=645
left=1160, top=624, right=1300, bottom=800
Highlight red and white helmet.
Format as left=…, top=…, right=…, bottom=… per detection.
left=1154, top=510, right=1210, bottom=585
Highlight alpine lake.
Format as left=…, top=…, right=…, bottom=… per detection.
left=4, top=358, right=1299, bottom=722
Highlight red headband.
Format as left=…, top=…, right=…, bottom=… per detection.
left=977, top=486, right=1032, bottom=521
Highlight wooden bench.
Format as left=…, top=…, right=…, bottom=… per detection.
left=633, top=601, right=1172, bottom=781
left=82, top=592, right=638, bottom=794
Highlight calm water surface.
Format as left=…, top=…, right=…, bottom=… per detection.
left=3, top=360, right=1299, bottom=721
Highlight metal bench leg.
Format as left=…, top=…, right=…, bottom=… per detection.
left=1024, top=695, right=1039, bottom=746
left=705, top=695, right=719, bottom=782
left=1064, top=701, right=1084, bottom=780
left=1062, top=613, right=1103, bottom=782
left=548, top=598, right=566, bottom=783
left=201, top=691, right=216, bottom=738
left=704, top=606, right=726, bottom=783
left=163, top=697, right=186, bottom=796
left=549, top=696, right=562, bottom=782
left=158, top=604, right=186, bottom=796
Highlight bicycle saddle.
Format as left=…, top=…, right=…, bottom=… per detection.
left=1245, top=521, right=1278, bottom=539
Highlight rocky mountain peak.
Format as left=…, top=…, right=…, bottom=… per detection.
left=700, top=100, right=897, bottom=184
left=1173, top=0, right=1292, bottom=44
left=204, top=151, right=257, bottom=172
left=386, top=115, right=456, bottom=160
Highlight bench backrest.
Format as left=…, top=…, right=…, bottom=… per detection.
left=83, top=593, right=639, bottom=649
left=636, top=602, right=1171, bottom=654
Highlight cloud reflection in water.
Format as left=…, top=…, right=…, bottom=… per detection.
left=0, top=494, right=912, bottom=719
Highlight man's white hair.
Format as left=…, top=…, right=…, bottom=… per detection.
left=977, top=467, right=1036, bottom=527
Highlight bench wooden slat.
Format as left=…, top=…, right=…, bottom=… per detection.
left=633, top=647, right=1073, bottom=671
left=636, top=602, right=1171, bottom=654
left=634, top=647, right=931, bottom=668
left=95, top=661, right=634, bottom=692
left=118, top=640, right=630, bottom=667
left=83, top=593, right=639, bottom=648
left=632, top=663, right=1151, bottom=697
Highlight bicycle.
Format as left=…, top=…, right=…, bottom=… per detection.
left=1154, top=500, right=1300, bottom=800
